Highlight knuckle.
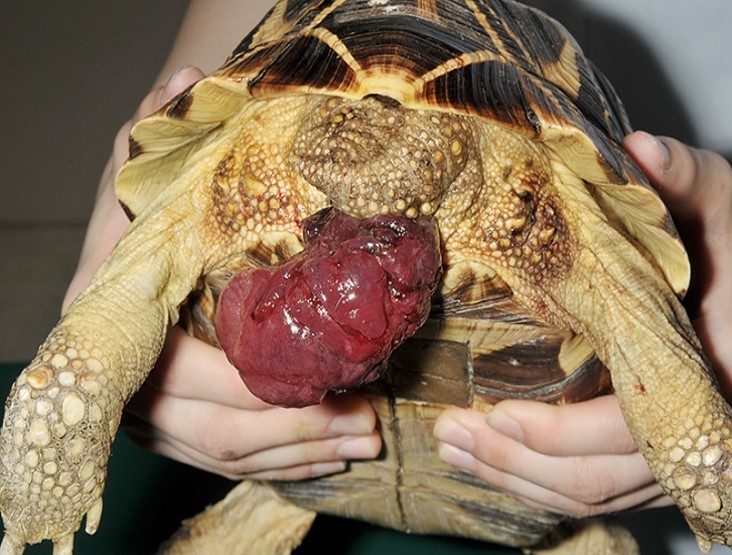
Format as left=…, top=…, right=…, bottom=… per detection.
left=473, top=436, right=509, bottom=470
left=679, top=145, right=701, bottom=189
left=567, top=457, right=617, bottom=507
left=697, top=150, right=732, bottom=195
left=303, top=438, right=337, bottom=463
left=293, top=417, right=325, bottom=444
left=701, top=149, right=732, bottom=182
left=198, top=414, right=243, bottom=461
left=214, top=458, right=258, bottom=480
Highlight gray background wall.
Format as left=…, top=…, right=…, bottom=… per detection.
left=0, top=1, right=190, bottom=361
left=0, top=2, right=730, bottom=554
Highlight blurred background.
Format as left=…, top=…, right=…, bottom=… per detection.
left=0, top=1, right=730, bottom=554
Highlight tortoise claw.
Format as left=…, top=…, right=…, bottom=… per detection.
left=52, top=534, right=74, bottom=555
left=85, top=497, right=104, bottom=535
left=695, top=535, right=712, bottom=554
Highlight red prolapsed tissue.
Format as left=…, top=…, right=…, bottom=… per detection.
left=215, top=208, right=442, bottom=407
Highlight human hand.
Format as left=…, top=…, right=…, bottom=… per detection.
left=434, top=131, right=732, bottom=517
left=63, top=67, right=381, bottom=481
left=63, top=66, right=208, bottom=308
left=625, top=132, right=732, bottom=397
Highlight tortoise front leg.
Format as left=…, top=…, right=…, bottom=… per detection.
left=0, top=202, right=204, bottom=553
left=548, top=229, right=732, bottom=551
left=0, top=298, right=165, bottom=553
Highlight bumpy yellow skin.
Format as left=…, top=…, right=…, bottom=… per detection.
left=1, top=94, right=731, bottom=554
left=0, top=319, right=146, bottom=548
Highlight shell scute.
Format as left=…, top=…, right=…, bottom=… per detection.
left=249, top=34, right=359, bottom=97
left=421, top=59, right=543, bottom=135
left=165, top=83, right=196, bottom=120
left=479, top=1, right=567, bottom=68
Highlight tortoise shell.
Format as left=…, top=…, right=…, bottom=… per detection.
left=117, top=0, right=691, bottom=548
left=121, top=0, right=688, bottom=295
left=117, top=0, right=694, bottom=549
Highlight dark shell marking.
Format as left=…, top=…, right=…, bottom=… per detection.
left=219, top=0, right=634, bottom=182
left=126, top=0, right=678, bottom=254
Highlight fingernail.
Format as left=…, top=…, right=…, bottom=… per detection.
left=161, top=66, right=196, bottom=100
left=166, top=65, right=194, bottom=87
left=311, top=461, right=347, bottom=477
left=329, top=413, right=373, bottom=435
left=433, top=418, right=474, bottom=453
left=337, top=436, right=379, bottom=459
left=655, top=136, right=672, bottom=172
left=485, top=410, right=524, bottom=442
left=639, top=131, right=672, bottom=172
left=438, top=443, right=476, bottom=473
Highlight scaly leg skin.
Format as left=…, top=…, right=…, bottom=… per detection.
left=0, top=199, right=201, bottom=552
left=0, top=532, right=74, bottom=555
left=0, top=499, right=104, bottom=555
left=1, top=527, right=80, bottom=555
left=586, top=267, right=732, bottom=552
left=528, top=519, right=640, bottom=555
left=0, top=299, right=166, bottom=551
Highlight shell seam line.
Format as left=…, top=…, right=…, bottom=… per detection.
left=387, top=380, right=408, bottom=532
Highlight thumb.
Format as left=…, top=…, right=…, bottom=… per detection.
left=622, top=131, right=732, bottom=224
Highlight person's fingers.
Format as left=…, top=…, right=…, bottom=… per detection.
left=434, top=399, right=666, bottom=516
left=144, top=327, right=271, bottom=410
left=481, top=396, right=637, bottom=457
left=436, top=440, right=664, bottom=517
left=127, top=382, right=377, bottom=454
left=123, top=412, right=380, bottom=481
left=623, top=131, right=732, bottom=223
left=435, top=396, right=636, bottom=463
left=124, top=327, right=382, bottom=478
left=124, top=409, right=349, bottom=480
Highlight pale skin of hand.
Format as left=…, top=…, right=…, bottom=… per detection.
left=434, top=132, right=732, bottom=518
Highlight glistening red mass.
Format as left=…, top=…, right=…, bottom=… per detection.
left=215, top=208, right=442, bottom=407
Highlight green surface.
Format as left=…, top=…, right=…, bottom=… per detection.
left=0, top=363, right=517, bottom=554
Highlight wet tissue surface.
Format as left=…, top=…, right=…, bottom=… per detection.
left=215, top=208, right=442, bottom=407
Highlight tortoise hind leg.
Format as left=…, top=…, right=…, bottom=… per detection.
left=463, top=149, right=732, bottom=548
left=527, top=519, right=639, bottom=555
left=158, top=480, right=316, bottom=555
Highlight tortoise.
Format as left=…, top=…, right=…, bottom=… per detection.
left=2, top=0, right=732, bottom=553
